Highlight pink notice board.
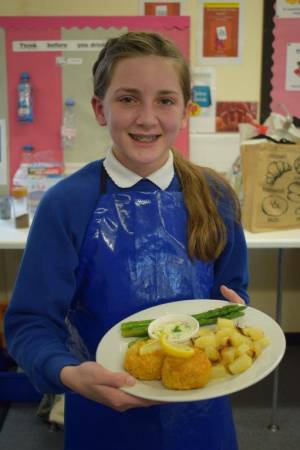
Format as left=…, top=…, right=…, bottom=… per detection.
left=0, top=16, right=190, bottom=185
left=271, top=17, right=300, bottom=117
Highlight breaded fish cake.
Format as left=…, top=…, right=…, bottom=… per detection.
left=161, top=348, right=212, bottom=390
left=124, top=340, right=165, bottom=380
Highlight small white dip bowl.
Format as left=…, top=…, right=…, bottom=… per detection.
left=148, top=313, right=200, bottom=343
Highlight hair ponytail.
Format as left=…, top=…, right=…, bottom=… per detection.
left=172, top=149, right=241, bottom=261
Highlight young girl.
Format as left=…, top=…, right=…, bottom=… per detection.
left=5, top=32, right=249, bottom=450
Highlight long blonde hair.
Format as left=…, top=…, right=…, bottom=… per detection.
left=93, top=32, right=241, bottom=261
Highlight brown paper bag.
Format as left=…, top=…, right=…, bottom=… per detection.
left=241, top=140, right=300, bottom=232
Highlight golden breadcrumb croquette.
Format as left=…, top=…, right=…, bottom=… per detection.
left=123, top=340, right=165, bottom=380
left=161, top=348, right=212, bottom=390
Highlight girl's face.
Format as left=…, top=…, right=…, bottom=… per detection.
left=92, top=55, right=190, bottom=177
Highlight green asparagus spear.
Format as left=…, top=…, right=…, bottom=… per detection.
left=120, top=304, right=246, bottom=337
left=121, top=304, right=245, bottom=330
left=192, top=304, right=246, bottom=321
left=121, top=327, right=150, bottom=338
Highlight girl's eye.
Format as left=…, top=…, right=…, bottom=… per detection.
left=119, top=96, right=136, bottom=104
left=159, top=98, right=176, bottom=105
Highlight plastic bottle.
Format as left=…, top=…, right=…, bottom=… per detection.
left=17, top=72, right=33, bottom=123
left=0, top=196, right=11, bottom=220
left=61, top=98, right=76, bottom=150
left=21, top=144, right=34, bottom=164
left=13, top=145, right=34, bottom=187
left=11, top=186, right=30, bottom=228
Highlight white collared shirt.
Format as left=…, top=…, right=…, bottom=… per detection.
left=103, top=147, right=174, bottom=190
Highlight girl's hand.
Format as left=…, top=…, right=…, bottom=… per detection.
left=60, top=361, right=158, bottom=412
left=220, top=285, right=245, bottom=305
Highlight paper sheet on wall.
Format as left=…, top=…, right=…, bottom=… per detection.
left=276, top=0, right=300, bottom=18
left=140, top=1, right=185, bottom=15
left=197, top=0, right=245, bottom=65
left=216, top=101, right=258, bottom=132
left=189, top=68, right=216, bottom=133
left=285, top=43, right=300, bottom=91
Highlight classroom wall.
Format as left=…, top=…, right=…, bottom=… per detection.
left=0, top=1, right=264, bottom=195
left=1, top=0, right=300, bottom=333
left=0, top=0, right=264, bottom=102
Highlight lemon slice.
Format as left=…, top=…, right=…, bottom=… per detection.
left=160, top=333, right=195, bottom=358
left=138, top=339, right=161, bottom=356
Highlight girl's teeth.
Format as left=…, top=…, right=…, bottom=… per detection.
left=131, top=134, right=157, bottom=142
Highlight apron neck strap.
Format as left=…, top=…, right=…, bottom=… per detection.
left=100, top=164, right=108, bottom=194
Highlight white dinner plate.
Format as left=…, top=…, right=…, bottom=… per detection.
left=96, top=300, right=286, bottom=402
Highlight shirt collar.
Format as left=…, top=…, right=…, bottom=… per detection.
left=103, top=147, right=174, bottom=190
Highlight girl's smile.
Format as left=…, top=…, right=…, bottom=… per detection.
left=92, top=55, right=190, bottom=177
left=129, top=133, right=161, bottom=144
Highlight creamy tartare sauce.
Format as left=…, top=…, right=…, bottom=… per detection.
left=151, top=320, right=194, bottom=341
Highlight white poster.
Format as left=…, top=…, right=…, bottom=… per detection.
left=285, top=43, right=300, bottom=91
left=276, top=0, right=300, bottom=18
left=189, top=68, right=216, bottom=133
left=0, top=119, right=7, bottom=185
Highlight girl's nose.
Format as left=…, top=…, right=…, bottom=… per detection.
left=135, top=104, right=158, bottom=127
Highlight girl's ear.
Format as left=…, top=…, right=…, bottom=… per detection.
left=91, top=96, right=107, bottom=126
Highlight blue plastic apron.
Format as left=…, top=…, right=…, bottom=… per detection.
left=64, top=169, right=238, bottom=450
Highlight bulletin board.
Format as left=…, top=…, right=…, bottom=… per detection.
left=0, top=16, right=189, bottom=187
left=260, top=0, right=300, bottom=122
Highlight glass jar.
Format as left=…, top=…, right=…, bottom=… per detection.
left=11, top=186, right=29, bottom=228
